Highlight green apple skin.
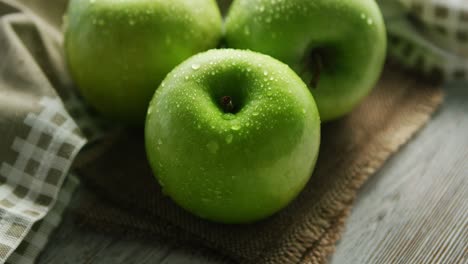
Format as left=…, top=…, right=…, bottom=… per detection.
left=64, top=0, right=222, bottom=124
left=225, top=0, right=387, bottom=121
left=145, top=49, right=321, bottom=224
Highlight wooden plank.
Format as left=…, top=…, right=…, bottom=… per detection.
left=38, top=213, right=115, bottom=264
left=331, top=81, right=468, bottom=264
left=38, top=81, right=467, bottom=263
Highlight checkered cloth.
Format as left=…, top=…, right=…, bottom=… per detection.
left=380, top=0, right=468, bottom=81
left=0, top=0, right=464, bottom=264
left=0, top=0, right=101, bottom=263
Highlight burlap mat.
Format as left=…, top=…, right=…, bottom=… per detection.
left=74, top=65, right=443, bottom=264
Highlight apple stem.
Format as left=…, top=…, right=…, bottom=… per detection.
left=309, top=53, right=323, bottom=89
left=220, top=96, right=234, bottom=113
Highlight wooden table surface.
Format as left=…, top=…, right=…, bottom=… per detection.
left=37, top=81, right=467, bottom=264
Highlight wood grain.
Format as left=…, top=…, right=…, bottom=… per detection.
left=38, top=81, right=467, bottom=263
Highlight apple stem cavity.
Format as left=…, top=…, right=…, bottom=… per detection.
left=220, top=96, right=235, bottom=113
left=309, top=53, right=323, bottom=89
left=301, top=49, right=325, bottom=89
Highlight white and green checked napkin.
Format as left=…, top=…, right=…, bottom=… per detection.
left=380, top=0, right=468, bottom=81
left=0, top=0, right=465, bottom=263
left=0, top=0, right=102, bottom=263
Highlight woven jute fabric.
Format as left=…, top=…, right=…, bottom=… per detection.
left=75, top=65, right=443, bottom=264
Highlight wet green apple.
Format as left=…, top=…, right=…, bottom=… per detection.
left=225, top=0, right=387, bottom=121
left=145, top=49, right=321, bottom=223
left=64, top=0, right=222, bottom=123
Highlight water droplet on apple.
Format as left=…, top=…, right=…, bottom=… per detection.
left=244, top=26, right=251, bottom=35
left=259, top=5, right=265, bottom=12
left=129, top=19, right=135, bottom=26
left=263, top=70, right=268, bottom=76
left=90, top=0, right=95, bottom=3
left=367, top=18, right=373, bottom=25
left=158, top=139, right=163, bottom=145
left=253, top=112, right=259, bottom=116
left=223, top=113, right=236, bottom=120
left=231, top=124, right=241, bottom=131
left=225, top=134, right=233, bottom=144
left=207, top=141, right=219, bottom=154
left=302, top=109, right=306, bottom=114
left=191, top=64, right=200, bottom=70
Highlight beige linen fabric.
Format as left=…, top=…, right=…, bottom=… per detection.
left=76, top=66, right=443, bottom=264
left=0, top=1, right=92, bottom=263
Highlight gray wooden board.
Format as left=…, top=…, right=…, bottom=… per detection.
left=37, top=81, right=468, bottom=264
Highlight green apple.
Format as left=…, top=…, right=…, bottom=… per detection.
left=64, top=0, right=222, bottom=124
left=145, top=49, right=320, bottom=223
left=225, top=0, right=387, bottom=121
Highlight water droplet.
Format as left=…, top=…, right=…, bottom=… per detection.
left=253, top=112, right=259, bottom=116
left=259, top=5, right=265, bottom=12
left=223, top=113, right=236, bottom=120
left=263, top=70, right=268, bottom=76
left=244, top=26, right=251, bottom=35
left=207, top=141, right=219, bottom=154
left=231, top=124, right=241, bottom=131
left=129, top=19, right=135, bottom=26
left=225, top=134, right=233, bottom=144
left=191, top=64, right=200, bottom=70
left=158, top=139, right=163, bottom=145
left=302, top=109, right=306, bottom=114
left=367, top=18, right=373, bottom=25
